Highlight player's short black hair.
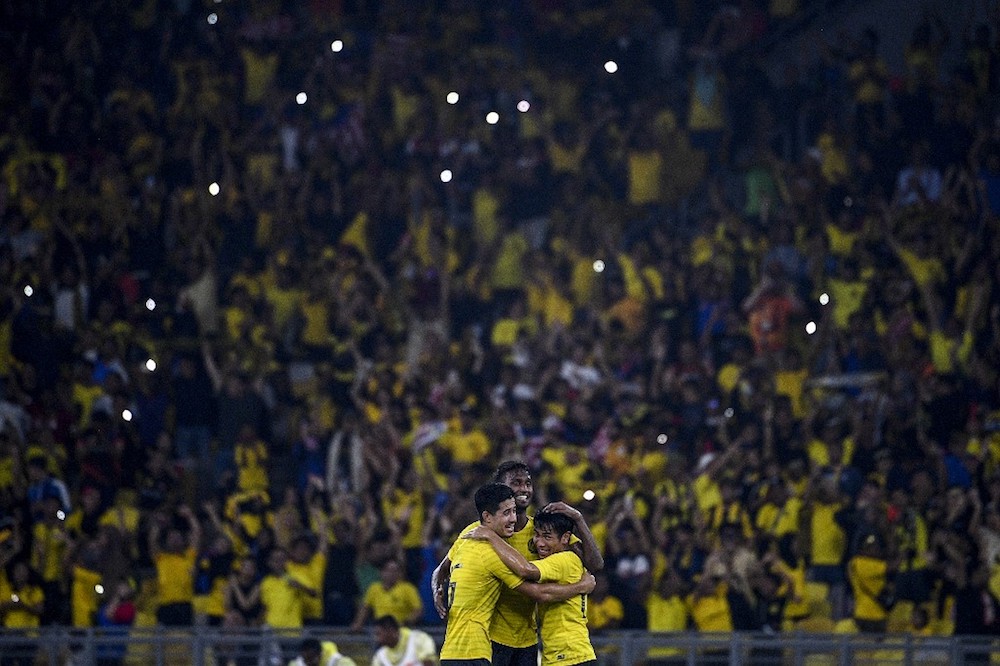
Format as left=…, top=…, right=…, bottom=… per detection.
left=494, top=460, right=531, bottom=483
left=374, top=615, right=400, bottom=630
left=475, top=482, right=515, bottom=518
left=299, top=638, right=321, bottom=654
left=535, top=510, right=575, bottom=537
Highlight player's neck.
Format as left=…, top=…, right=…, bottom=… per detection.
left=514, top=510, right=529, bottom=531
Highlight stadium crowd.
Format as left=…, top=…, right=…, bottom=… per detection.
left=1, top=0, right=1000, bottom=655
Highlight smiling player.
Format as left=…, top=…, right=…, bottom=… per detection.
left=438, top=483, right=593, bottom=666
left=466, top=511, right=596, bottom=666
left=432, top=462, right=603, bottom=666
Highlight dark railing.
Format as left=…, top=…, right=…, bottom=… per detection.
left=0, top=627, right=996, bottom=665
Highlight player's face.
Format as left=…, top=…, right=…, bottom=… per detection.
left=532, top=524, right=570, bottom=558
left=503, top=470, right=533, bottom=511
left=486, top=498, right=518, bottom=538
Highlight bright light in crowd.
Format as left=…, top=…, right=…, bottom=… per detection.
left=208, top=182, right=220, bottom=196
left=95, top=585, right=105, bottom=595
left=446, top=91, right=459, bottom=105
left=517, top=100, right=530, bottom=113
left=23, top=285, right=32, bottom=297
left=56, top=511, right=65, bottom=521
left=724, top=408, right=735, bottom=419
left=806, top=321, right=817, bottom=335
left=122, top=409, right=133, bottom=422
left=604, top=60, right=619, bottom=73
left=296, top=92, right=308, bottom=105
left=819, top=292, right=830, bottom=305
left=583, top=489, right=596, bottom=501
left=146, top=359, right=157, bottom=372
left=486, top=111, right=499, bottom=125
left=331, top=40, right=344, bottom=52
left=593, top=259, right=605, bottom=273
left=656, top=433, right=668, bottom=444
left=10, top=595, right=18, bottom=603
left=440, top=169, right=453, bottom=183
left=146, top=298, right=156, bottom=311
left=207, top=13, right=218, bottom=24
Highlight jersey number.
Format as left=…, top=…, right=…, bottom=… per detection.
left=447, top=581, right=456, bottom=610
left=580, top=594, right=587, bottom=619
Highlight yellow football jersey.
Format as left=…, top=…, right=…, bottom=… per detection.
left=439, top=539, right=524, bottom=661
left=535, top=551, right=595, bottom=666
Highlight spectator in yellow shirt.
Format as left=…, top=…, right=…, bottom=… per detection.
left=848, top=533, right=893, bottom=633
left=148, top=504, right=201, bottom=626
left=587, top=571, right=623, bottom=632
left=1, top=560, right=44, bottom=629
left=350, top=558, right=422, bottom=631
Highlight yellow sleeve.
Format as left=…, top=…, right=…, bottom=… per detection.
left=485, top=547, right=524, bottom=590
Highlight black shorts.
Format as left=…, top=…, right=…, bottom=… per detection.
left=156, top=602, right=193, bottom=626
left=491, top=642, right=538, bottom=666
left=441, top=660, right=491, bottom=666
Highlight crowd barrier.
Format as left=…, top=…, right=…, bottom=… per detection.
left=0, top=628, right=997, bottom=665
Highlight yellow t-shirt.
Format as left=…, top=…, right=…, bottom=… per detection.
left=300, top=299, right=331, bottom=347
left=72, top=383, right=104, bottom=427
left=896, top=247, right=945, bottom=288
left=287, top=552, right=327, bottom=621
left=807, top=437, right=855, bottom=469
left=439, top=539, right=524, bottom=661
left=688, top=586, right=733, bottom=631
left=774, top=369, right=808, bottom=418
left=261, top=574, right=303, bottom=628
left=929, top=329, right=973, bottom=374
left=535, top=551, right=596, bottom=666
left=2, top=585, right=43, bottom=628
left=694, top=473, right=722, bottom=513
left=810, top=502, right=845, bottom=567
left=587, top=595, right=623, bottom=631
left=31, top=523, right=68, bottom=583
left=154, top=548, right=196, bottom=606
left=755, top=499, right=801, bottom=538
left=441, top=428, right=491, bottom=465
left=361, top=580, right=422, bottom=626
left=235, top=440, right=269, bottom=493
left=828, top=279, right=868, bottom=329
left=72, top=566, right=102, bottom=627
left=849, top=555, right=888, bottom=621
left=628, top=151, right=663, bottom=206
left=646, top=593, right=687, bottom=657
left=240, top=48, right=279, bottom=104
left=382, top=489, right=425, bottom=550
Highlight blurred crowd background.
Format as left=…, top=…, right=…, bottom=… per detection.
left=1, top=0, right=1000, bottom=650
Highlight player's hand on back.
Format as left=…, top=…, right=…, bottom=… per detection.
left=542, top=502, right=582, bottom=522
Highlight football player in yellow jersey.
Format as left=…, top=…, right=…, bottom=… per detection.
left=432, top=462, right=604, bottom=666
left=439, top=483, right=595, bottom=666
left=466, top=511, right=596, bottom=666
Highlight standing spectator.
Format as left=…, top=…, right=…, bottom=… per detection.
left=148, top=504, right=201, bottom=626
left=847, top=532, right=893, bottom=633
left=171, top=353, right=215, bottom=468
left=645, top=569, right=688, bottom=666
left=0, top=560, right=44, bottom=666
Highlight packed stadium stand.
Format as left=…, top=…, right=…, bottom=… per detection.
left=1, top=0, right=1000, bottom=663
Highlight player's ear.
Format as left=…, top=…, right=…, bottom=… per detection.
left=560, top=532, right=571, bottom=547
